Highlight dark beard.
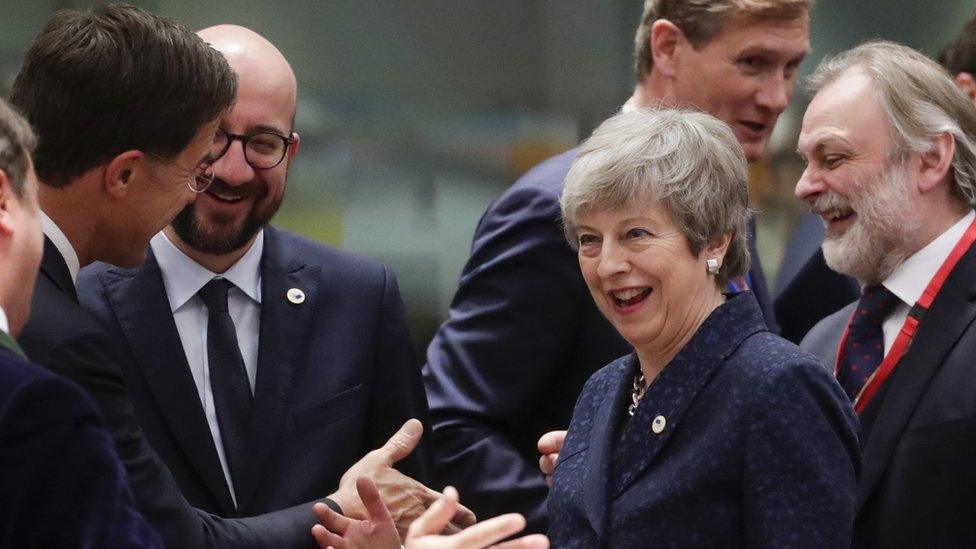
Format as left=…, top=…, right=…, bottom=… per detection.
left=170, top=194, right=278, bottom=255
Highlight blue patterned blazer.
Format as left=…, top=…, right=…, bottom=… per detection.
left=549, top=293, right=860, bottom=548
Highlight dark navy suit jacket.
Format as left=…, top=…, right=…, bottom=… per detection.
left=77, top=226, right=431, bottom=518
left=550, top=293, right=859, bottom=548
left=801, top=236, right=976, bottom=547
left=0, top=341, right=160, bottom=547
left=19, top=237, right=348, bottom=548
left=424, top=149, right=779, bottom=531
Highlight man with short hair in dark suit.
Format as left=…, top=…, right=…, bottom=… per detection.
left=798, top=41, right=976, bottom=546
left=0, top=96, right=160, bottom=547
left=77, top=25, right=458, bottom=539
left=424, top=0, right=811, bottom=530
left=14, top=6, right=467, bottom=548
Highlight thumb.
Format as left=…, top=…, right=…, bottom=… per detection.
left=377, top=418, right=423, bottom=466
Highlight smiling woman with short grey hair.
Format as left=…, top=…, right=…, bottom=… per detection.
left=547, top=107, right=861, bottom=548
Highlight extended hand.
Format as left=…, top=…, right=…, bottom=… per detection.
left=327, top=419, right=477, bottom=539
left=312, top=477, right=549, bottom=549
left=537, top=430, right=566, bottom=487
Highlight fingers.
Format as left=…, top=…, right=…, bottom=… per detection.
left=407, top=486, right=460, bottom=539
left=356, top=476, right=394, bottom=525
left=376, top=419, right=423, bottom=466
left=536, top=430, right=566, bottom=455
left=492, top=534, right=550, bottom=549
left=310, top=523, right=345, bottom=549
left=449, top=500, right=478, bottom=529
left=452, top=513, right=527, bottom=547
left=313, top=501, right=351, bottom=536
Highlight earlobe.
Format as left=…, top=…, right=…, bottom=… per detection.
left=650, top=20, right=685, bottom=79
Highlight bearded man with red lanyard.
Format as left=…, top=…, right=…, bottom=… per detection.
left=797, top=41, right=976, bottom=548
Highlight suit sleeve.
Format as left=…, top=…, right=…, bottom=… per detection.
left=368, top=266, right=433, bottom=482
left=0, top=370, right=161, bottom=547
left=43, top=327, right=321, bottom=549
left=423, top=183, right=588, bottom=530
left=742, top=357, right=861, bottom=548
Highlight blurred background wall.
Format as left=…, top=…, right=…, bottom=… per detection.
left=1, top=0, right=974, bottom=354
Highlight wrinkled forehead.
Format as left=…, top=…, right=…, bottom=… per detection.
left=798, top=68, right=891, bottom=156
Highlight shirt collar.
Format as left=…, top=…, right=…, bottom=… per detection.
left=40, top=210, right=80, bottom=283
left=884, top=210, right=975, bottom=306
left=0, top=306, right=8, bottom=336
left=151, top=229, right=264, bottom=313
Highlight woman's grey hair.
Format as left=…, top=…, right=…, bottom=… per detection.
left=560, top=108, right=751, bottom=285
left=807, top=40, right=976, bottom=207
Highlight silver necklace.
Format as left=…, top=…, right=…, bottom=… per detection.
left=628, top=370, right=647, bottom=417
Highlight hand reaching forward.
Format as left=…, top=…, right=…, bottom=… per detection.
left=326, top=419, right=476, bottom=539
left=312, top=477, right=550, bottom=549
left=537, top=430, right=566, bottom=487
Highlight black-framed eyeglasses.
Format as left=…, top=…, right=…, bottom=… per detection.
left=211, top=128, right=295, bottom=170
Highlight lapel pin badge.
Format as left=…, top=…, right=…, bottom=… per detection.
left=286, top=288, right=305, bottom=305
left=651, top=415, right=666, bottom=434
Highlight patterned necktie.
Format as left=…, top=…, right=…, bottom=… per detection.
left=198, top=278, right=252, bottom=502
left=837, top=285, right=901, bottom=401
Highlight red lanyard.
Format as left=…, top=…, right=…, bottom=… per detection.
left=835, top=215, right=976, bottom=413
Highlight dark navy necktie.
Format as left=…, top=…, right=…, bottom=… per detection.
left=198, top=278, right=252, bottom=501
left=837, top=285, right=901, bottom=401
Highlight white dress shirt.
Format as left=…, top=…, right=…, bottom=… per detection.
left=0, top=306, right=9, bottom=336
left=150, top=229, right=264, bottom=505
left=881, top=210, right=975, bottom=355
left=40, top=211, right=80, bottom=284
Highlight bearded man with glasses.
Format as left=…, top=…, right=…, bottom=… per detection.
left=77, top=24, right=464, bottom=539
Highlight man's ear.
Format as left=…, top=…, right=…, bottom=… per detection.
left=0, top=170, right=13, bottom=235
left=102, top=150, right=146, bottom=199
left=286, top=131, right=301, bottom=164
left=916, top=132, right=955, bottom=195
left=955, top=72, right=976, bottom=105
left=650, top=19, right=687, bottom=79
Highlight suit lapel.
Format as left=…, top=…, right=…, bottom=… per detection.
left=610, top=294, right=765, bottom=500
left=855, top=241, right=976, bottom=512
left=101, top=251, right=236, bottom=516
left=41, top=237, right=78, bottom=303
left=581, top=358, right=632, bottom=540
left=235, top=227, right=321, bottom=511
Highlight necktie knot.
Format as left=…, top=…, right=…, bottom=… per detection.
left=851, top=285, right=900, bottom=329
left=199, top=278, right=233, bottom=313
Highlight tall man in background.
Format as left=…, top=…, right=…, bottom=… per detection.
left=79, top=24, right=435, bottom=530
left=799, top=41, right=976, bottom=546
left=424, top=0, right=811, bottom=530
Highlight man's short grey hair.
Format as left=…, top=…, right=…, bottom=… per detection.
left=808, top=40, right=976, bottom=207
left=633, top=0, right=812, bottom=82
left=0, top=98, right=36, bottom=198
left=561, top=108, right=751, bottom=285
